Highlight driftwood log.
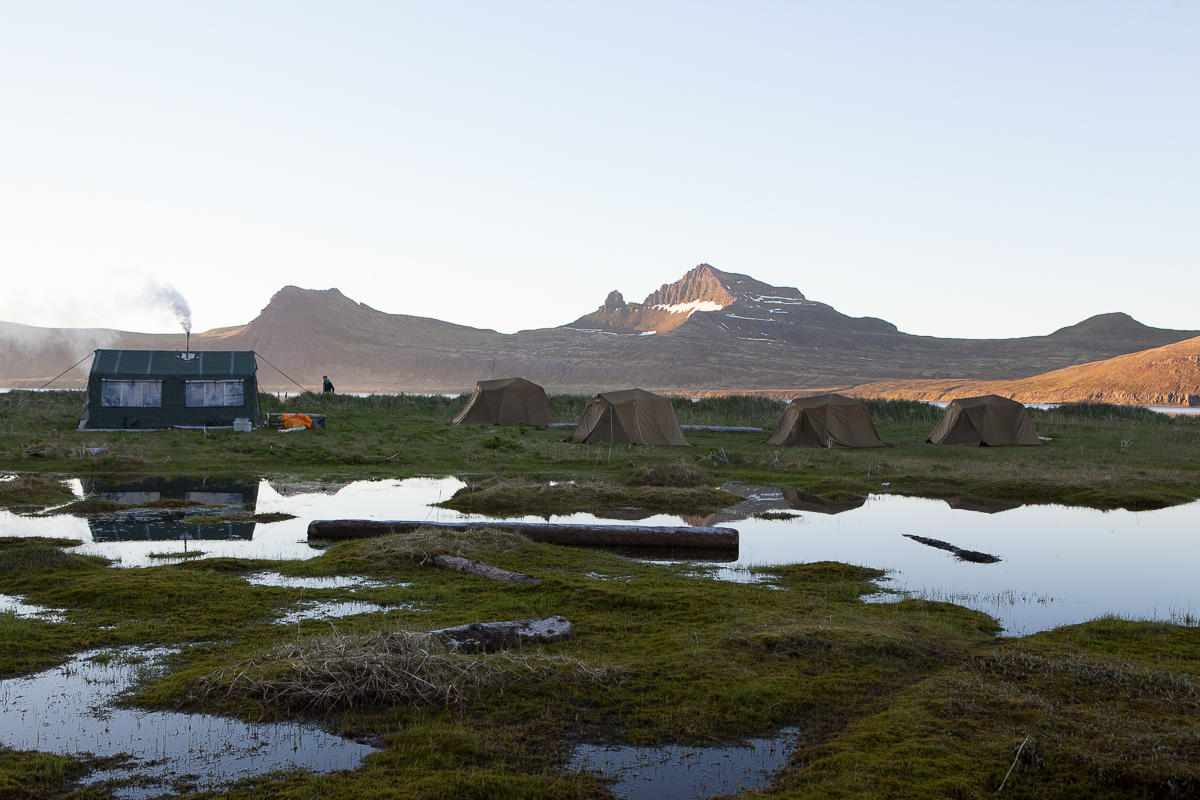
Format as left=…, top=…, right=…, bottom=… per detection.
left=903, top=534, right=1001, bottom=564
left=432, top=555, right=540, bottom=585
left=307, top=519, right=738, bottom=550
left=431, top=615, right=576, bottom=652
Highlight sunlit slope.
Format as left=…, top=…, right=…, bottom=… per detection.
left=849, top=336, right=1200, bottom=407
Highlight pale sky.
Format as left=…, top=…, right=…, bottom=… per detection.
left=1, top=2, right=1197, bottom=339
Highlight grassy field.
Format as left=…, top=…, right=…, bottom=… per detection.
left=3, top=390, right=1200, bottom=510
left=2, top=391, right=1200, bottom=797
left=0, top=528, right=1197, bottom=799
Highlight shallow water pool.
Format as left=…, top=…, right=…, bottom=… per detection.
left=2, top=476, right=1198, bottom=635
left=0, top=646, right=377, bottom=799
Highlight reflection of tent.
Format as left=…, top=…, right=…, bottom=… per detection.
left=563, top=389, right=690, bottom=446
left=79, top=349, right=261, bottom=430
left=926, top=395, right=1042, bottom=446
left=764, top=394, right=885, bottom=449
left=452, top=377, right=556, bottom=426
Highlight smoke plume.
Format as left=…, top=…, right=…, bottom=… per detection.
left=145, top=283, right=193, bottom=333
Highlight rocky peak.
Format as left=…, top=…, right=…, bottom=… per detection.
left=566, top=263, right=897, bottom=337
left=603, top=291, right=626, bottom=311
left=644, top=264, right=738, bottom=310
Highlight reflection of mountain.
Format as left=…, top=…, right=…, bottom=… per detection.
left=783, top=489, right=867, bottom=515
left=945, top=498, right=1024, bottom=514
left=266, top=481, right=345, bottom=498
left=83, top=477, right=259, bottom=542
left=686, top=486, right=870, bottom=524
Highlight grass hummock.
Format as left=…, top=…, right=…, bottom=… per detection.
left=146, top=550, right=206, bottom=560
left=0, top=475, right=74, bottom=507
left=438, top=475, right=739, bottom=515
left=189, top=628, right=622, bottom=716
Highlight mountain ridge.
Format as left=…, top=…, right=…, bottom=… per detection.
left=568, top=264, right=898, bottom=336
left=2, top=265, right=1197, bottom=398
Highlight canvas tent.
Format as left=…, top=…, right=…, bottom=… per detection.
left=764, top=394, right=885, bottom=449
left=78, top=349, right=262, bottom=430
left=451, top=377, right=557, bottom=426
left=925, top=395, right=1041, bottom=446
left=563, top=388, right=690, bottom=446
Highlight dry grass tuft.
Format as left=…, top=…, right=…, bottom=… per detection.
left=190, top=628, right=623, bottom=714
left=626, top=459, right=712, bottom=488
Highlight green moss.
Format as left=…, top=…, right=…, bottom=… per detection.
left=769, top=627, right=1200, bottom=798
left=0, top=749, right=90, bottom=800
left=0, top=546, right=102, bottom=575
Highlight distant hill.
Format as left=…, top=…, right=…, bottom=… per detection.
left=847, top=337, right=1200, bottom=407
left=2, top=264, right=1198, bottom=397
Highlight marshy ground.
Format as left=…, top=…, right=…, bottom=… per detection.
left=1, top=391, right=1199, bottom=798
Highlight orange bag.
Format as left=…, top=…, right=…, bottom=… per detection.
left=281, top=413, right=313, bottom=430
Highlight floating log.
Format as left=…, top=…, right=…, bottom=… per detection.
left=431, top=615, right=575, bottom=652
left=307, top=519, right=738, bottom=550
left=432, top=555, right=540, bottom=585
left=903, top=534, right=1001, bottom=564
left=680, top=425, right=764, bottom=433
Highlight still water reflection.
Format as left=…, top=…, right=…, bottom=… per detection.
left=569, top=727, right=801, bottom=799
left=1, top=476, right=1197, bottom=636
left=0, top=646, right=376, bottom=799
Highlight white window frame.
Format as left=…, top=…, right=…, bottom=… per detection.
left=185, top=380, right=246, bottom=408
left=100, top=380, right=163, bottom=408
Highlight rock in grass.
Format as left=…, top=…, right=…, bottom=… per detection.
left=432, top=615, right=575, bottom=653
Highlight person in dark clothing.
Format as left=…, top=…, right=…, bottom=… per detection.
left=322, top=376, right=335, bottom=394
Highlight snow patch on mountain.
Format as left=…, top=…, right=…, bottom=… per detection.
left=651, top=300, right=726, bottom=316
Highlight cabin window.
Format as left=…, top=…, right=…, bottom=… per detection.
left=185, top=380, right=245, bottom=408
left=100, top=380, right=163, bottom=408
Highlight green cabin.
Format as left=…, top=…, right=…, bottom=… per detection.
left=78, top=349, right=262, bottom=430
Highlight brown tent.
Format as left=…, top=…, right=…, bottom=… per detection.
left=563, top=388, right=690, bottom=445
left=764, top=394, right=885, bottom=449
left=452, top=377, right=557, bottom=426
left=926, top=395, right=1042, bottom=446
